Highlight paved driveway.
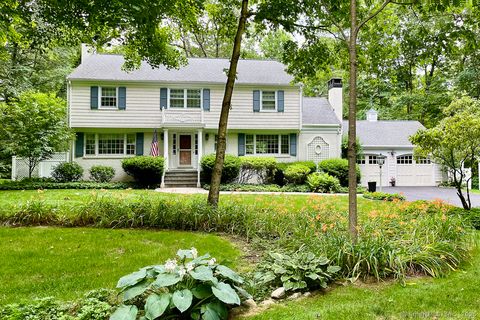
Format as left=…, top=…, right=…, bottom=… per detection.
left=382, top=186, right=480, bottom=208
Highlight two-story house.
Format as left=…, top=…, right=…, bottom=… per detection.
left=67, top=50, right=342, bottom=186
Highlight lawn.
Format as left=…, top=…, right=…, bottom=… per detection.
left=0, top=226, right=241, bottom=305
left=247, top=235, right=480, bottom=320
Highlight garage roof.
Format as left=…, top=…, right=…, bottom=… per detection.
left=342, top=120, right=425, bottom=147
left=68, top=54, right=295, bottom=86
left=302, top=97, right=341, bottom=125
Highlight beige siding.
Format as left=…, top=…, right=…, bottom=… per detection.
left=69, top=82, right=301, bottom=130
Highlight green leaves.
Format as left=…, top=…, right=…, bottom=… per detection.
left=172, top=289, right=193, bottom=313
left=122, top=280, right=150, bottom=301
left=212, top=282, right=241, bottom=305
left=145, top=293, right=171, bottom=320
left=215, top=265, right=243, bottom=284
left=110, top=304, right=138, bottom=320
left=190, top=265, right=217, bottom=282
left=152, top=273, right=182, bottom=288
left=117, top=269, right=147, bottom=288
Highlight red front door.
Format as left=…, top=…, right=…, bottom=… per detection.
left=179, top=135, right=192, bottom=166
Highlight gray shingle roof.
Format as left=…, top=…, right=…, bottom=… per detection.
left=302, top=97, right=341, bottom=125
left=68, top=54, right=294, bottom=85
left=342, top=120, right=425, bottom=147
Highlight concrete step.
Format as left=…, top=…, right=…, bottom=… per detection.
left=164, top=183, right=198, bottom=188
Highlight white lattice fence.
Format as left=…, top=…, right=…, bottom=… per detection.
left=12, top=153, right=69, bottom=180
left=307, top=136, right=330, bottom=163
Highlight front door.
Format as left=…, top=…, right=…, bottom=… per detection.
left=179, top=135, right=192, bottom=166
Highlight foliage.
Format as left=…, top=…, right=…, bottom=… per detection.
left=411, top=96, right=480, bottom=209
left=250, top=248, right=340, bottom=295
left=111, top=248, right=249, bottom=320
left=318, top=158, right=361, bottom=187
left=238, top=156, right=277, bottom=184
left=448, top=207, right=480, bottom=230
left=203, top=183, right=310, bottom=193
left=200, top=154, right=241, bottom=184
left=274, top=161, right=316, bottom=186
left=0, top=289, right=116, bottom=320
left=283, top=164, right=312, bottom=185
left=0, top=181, right=133, bottom=190
left=52, top=162, right=84, bottom=182
left=363, top=192, right=406, bottom=202
left=89, top=165, right=116, bottom=183
left=122, top=156, right=164, bottom=187
left=341, top=135, right=363, bottom=159
left=0, top=91, right=73, bottom=178
left=307, top=172, right=341, bottom=193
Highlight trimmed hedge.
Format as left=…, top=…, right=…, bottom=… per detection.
left=89, top=166, right=115, bottom=183
left=121, top=156, right=164, bottom=186
left=200, top=153, right=241, bottom=184
left=203, top=183, right=310, bottom=193
left=363, top=191, right=406, bottom=201
left=318, top=158, right=361, bottom=187
left=238, top=156, right=277, bottom=184
left=284, top=164, right=311, bottom=185
left=275, top=161, right=316, bottom=186
left=52, top=162, right=83, bottom=182
left=307, top=172, right=341, bottom=193
left=0, top=181, right=133, bottom=190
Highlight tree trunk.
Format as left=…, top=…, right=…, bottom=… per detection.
left=348, top=0, right=359, bottom=243
left=207, top=0, right=249, bottom=206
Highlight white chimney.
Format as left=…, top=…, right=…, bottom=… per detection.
left=81, top=43, right=94, bottom=64
left=328, top=78, right=343, bottom=121
left=366, top=108, right=378, bottom=122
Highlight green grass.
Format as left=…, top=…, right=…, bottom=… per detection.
left=247, top=235, right=480, bottom=320
left=0, top=227, right=241, bottom=305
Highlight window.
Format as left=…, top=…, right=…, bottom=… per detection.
left=416, top=157, right=431, bottom=164
left=356, top=156, right=366, bottom=164
left=244, top=134, right=289, bottom=155
left=368, top=155, right=379, bottom=165
left=194, top=134, right=198, bottom=155
left=84, top=133, right=135, bottom=156
left=100, top=87, right=117, bottom=108
left=256, top=135, right=278, bottom=154
left=85, top=134, right=96, bottom=155
left=245, top=135, right=254, bottom=155
left=281, top=135, right=289, bottom=154
left=261, top=91, right=276, bottom=111
left=397, top=155, right=413, bottom=164
left=169, top=89, right=202, bottom=108
left=172, top=134, right=177, bottom=155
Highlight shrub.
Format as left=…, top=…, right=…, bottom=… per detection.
left=284, top=163, right=311, bottom=185
left=0, top=181, right=132, bottom=190
left=318, top=158, right=361, bottom=187
left=52, top=162, right=83, bottom=182
left=274, top=161, right=316, bottom=186
left=250, top=248, right=340, bottom=298
left=238, top=156, right=277, bottom=184
left=202, top=183, right=310, bottom=193
left=122, top=156, right=164, bottom=186
left=111, top=248, right=250, bottom=320
left=307, top=172, right=341, bottom=193
left=89, top=165, right=115, bottom=183
left=200, top=154, right=241, bottom=184
left=363, top=191, right=406, bottom=201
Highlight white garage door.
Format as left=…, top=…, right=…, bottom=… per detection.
left=358, top=155, right=388, bottom=186
left=396, top=154, right=435, bottom=186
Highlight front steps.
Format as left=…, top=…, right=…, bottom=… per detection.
left=163, top=170, right=198, bottom=188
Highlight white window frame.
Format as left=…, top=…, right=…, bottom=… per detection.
left=83, top=133, right=136, bottom=157
left=99, top=86, right=118, bottom=109
left=397, top=154, right=413, bottom=165
left=416, top=157, right=431, bottom=165
left=245, top=134, right=289, bottom=155
left=356, top=155, right=366, bottom=165
left=260, top=90, right=277, bottom=112
left=167, top=88, right=203, bottom=109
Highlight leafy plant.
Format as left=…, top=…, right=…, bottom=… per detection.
left=363, top=191, right=406, bottom=201
left=52, top=162, right=84, bottom=182
left=200, top=154, right=241, bottom=184
left=90, top=165, right=116, bottom=183
left=0, top=181, right=132, bottom=190
left=111, top=248, right=250, bottom=320
left=307, top=172, right=341, bottom=193
left=238, top=156, right=277, bottom=184
left=318, top=158, right=361, bottom=187
left=283, top=164, right=311, bottom=185
left=122, top=156, right=164, bottom=187
left=274, top=161, right=316, bottom=186
left=251, top=247, right=340, bottom=294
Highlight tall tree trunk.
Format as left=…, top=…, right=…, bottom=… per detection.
left=348, top=0, right=359, bottom=243
left=207, top=0, right=249, bottom=206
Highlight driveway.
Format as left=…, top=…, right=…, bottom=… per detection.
left=382, top=186, right=480, bottom=208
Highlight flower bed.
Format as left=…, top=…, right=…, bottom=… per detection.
left=363, top=191, right=406, bottom=201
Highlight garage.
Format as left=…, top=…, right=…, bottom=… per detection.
left=357, top=154, right=389, bottom=187
left=396, top=154, right=435, bottom=186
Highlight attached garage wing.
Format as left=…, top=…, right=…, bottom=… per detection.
left=396, top=154, right=435, bottom=186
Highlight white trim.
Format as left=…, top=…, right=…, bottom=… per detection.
left=68, top=79, right=302, bottom=88
left=83, top=133, right=136, bottom=157
left=167, top=88, right=203, bottom=109
left=259, top=90, right=277, bottom=112
left=178, top=133, right=194, bottom=167
left=245, top=133, right=290, bottom=156
left=98, top=86, right=118, bottom=109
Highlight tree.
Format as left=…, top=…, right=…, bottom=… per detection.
left=207, top=0, right=250, bottom=206
left=411, top=96, right=480, bottom=210
left=0, top=92, right=73, bottom=178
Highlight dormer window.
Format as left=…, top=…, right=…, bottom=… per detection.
left=169, top=89, right=201, bottom=108
left=100, top=87, right=117, bottom=108
left=261, top=91, right=276, bottom=111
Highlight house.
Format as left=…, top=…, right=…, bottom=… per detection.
left=344, top=109, right=444, bottom=187
left=65, top=49, right=440, bottom=187
left=66, top=51, right=342, bottom=187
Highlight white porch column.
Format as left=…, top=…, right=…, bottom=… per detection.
left=11, top=156, right=16, bottom=181
left=161, top=129, right=169, bottom=188
left=197, top=129, right=203, bottom=187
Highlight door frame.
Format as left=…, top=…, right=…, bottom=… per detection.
left=177, top=133, right=193, bottom=167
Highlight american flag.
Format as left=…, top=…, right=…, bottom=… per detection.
left=150, top=129, right=159, bottom=156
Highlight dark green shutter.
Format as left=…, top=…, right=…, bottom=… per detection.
left=160, top=88, right=168, bottom=109
left=203, top=89, right=210, bottom=111
left=136, top=133, right=144, bottom=156
left=90, top=86, right=98, bottom=109
left=277, top=90, right=284, bottom=112
left=118, top=87, right=126, bottom=110
left=253, top=90, right=260, bottom=112
left=289, top=133, right=297, bottom=156
left=238, top=133, right=245, bottom=156
left=75, top=132, right=84, bottom=157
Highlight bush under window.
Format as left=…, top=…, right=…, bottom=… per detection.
left=52, top=162, right=83, bottom=182
left=238, top=156, right=277, bottom=184
left=283, top=163, right=311, bottom=185
left=89, top=165, right=115, bottom=183
left=200, top=154, right=241, bottom=184
left=307, top=172, right=341, bottom=193
left=122, top=156, right=164, bottom=186
left=318, top=158, right=361, bottom=187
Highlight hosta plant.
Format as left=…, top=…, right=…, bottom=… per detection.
left=110, top=248, right=250, bottom=320
left=251, top=247, right=341, bottom=294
